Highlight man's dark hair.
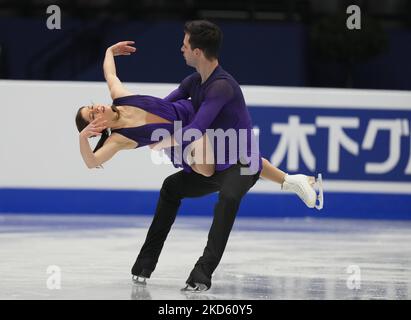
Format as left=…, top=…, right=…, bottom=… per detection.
left=184, top=20, right=222, bottom=60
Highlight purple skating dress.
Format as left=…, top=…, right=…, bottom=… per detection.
left=111, top=94, right=195, bottom=171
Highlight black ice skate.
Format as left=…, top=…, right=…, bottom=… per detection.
left=180, top=282, right=209, bottom=293
left=132, top=275, right=147, bottom=286
left=131, top=268, right=151, bottom=286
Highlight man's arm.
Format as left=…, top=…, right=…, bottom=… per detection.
left=163, top=87, right=188, bottom=102
left=179, top=79, right=234, bottom=136
left=163, top=73, right=197, bottom=102
left=153, top=79, right=234, bottom=149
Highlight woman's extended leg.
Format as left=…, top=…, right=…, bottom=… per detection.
left=189, top=134, right=215, bottom=177
left=260, top=158, right=287, bottom=184
left=260, top=157, right=316, bottom=185
left=189, top=142, right=311, bottom=186
left=187, top=140, right=323, bottom=210
left=259, top=158, right=321, bottom=209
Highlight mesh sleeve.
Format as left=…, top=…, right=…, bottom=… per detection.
left=164, top=73, right=196, bottom=102
left=178, top=79, right=234, bottom=139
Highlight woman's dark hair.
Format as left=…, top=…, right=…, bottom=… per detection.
left=75, top=106, right=89, bottom=132
left=75, top=106, right=110, bottom=153
left=184, top=20, right=222, bottom=60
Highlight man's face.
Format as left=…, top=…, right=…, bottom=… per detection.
left=181, top=33, right=197, bottom=67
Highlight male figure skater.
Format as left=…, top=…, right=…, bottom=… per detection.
left=131, top=20, right=321, bottom=291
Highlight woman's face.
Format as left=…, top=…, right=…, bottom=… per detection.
left=80, top=104, right=116, bottom=124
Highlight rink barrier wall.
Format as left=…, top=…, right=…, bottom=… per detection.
left=1, top=81, right=410, bottom=219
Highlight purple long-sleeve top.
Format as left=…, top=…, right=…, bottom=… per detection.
left=165, top=65, right=262, bottom=174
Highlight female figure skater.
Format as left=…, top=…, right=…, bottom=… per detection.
left=76, top=41, right=322, bottom=210
left=76, top=41, right=322, bottom=209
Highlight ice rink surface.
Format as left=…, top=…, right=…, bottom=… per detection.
left=0, top=214, right=410, bottom=300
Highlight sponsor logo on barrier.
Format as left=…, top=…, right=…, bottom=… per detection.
left=268, top=115, right=410, bottom=176
left=249, top=105, right=411, bottom=193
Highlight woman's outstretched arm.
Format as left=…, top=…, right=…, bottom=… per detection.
left=79, top=117, right=127, bottom=168
left=103, top=41, right=136, bottom=99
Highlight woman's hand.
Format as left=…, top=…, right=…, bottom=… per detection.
left=108, top=41, right=137, bottom=56
left=80, top=116, right=108, bottom=139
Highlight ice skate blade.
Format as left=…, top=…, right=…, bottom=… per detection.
left=315, top=173, right=324, bottom=210
left=181, top=283, right=209, bottom=293
left=132, top=275, right=147, bottom=286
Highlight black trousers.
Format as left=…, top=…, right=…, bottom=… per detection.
left=132, top=163, right=260, bottom=288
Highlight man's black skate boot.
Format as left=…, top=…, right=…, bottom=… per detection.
left=131, top=267, right=152, bottom=286
left=181, top=267, right=211, bottom=292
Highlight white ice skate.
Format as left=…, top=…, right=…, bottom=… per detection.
left=132, top=275, right=147, bottom=286
left=282, top=173, right=324, bottom=210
